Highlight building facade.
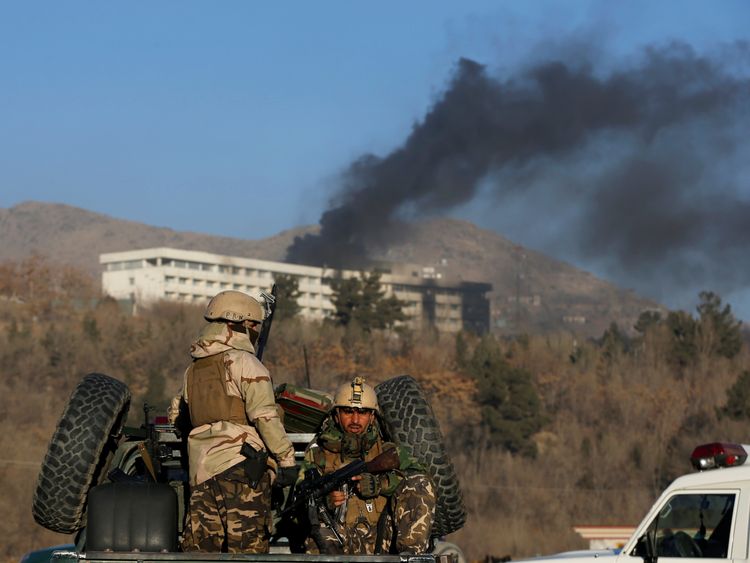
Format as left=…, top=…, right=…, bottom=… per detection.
left=100, top=247, right=491, bottom=333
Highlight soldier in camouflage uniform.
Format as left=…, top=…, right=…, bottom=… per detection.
left=300, top=377, right=435, bottom=555
left=169, top=291, right=297, bottom=553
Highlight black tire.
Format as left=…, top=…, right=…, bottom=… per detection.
left=375, top=375, right=466, bottom=537
left=32, top=373, right=131, bottom=534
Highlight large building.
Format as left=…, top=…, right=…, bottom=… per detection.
left=100, top=247, right=491, bottom=333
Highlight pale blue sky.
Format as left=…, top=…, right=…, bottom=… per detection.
left=2, top=1, right=749, bottom=316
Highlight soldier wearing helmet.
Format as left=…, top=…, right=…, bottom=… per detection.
left=171, top=290, right=296, bottom=553
left=300, top=377, right=436, bottom=555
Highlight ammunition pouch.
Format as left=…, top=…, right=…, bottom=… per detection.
left=241, top=443, right=268, bottom=488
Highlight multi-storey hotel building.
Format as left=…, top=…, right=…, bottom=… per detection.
left=100, top=247, right=491, bottom=333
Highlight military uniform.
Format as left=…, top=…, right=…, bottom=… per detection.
left=301, top=417, right=435, bottom=555
left=173, top=320, right=295, bottom=553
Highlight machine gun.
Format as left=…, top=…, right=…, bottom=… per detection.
left=282, top=447, right=400, bottom=516
left=279, top=447, right=400, bottom=550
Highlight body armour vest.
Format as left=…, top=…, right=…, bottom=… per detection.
left=186, top=352, right=247, bottom=426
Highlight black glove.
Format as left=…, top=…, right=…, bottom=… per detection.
left=357, top=472, right=381, bottom=498
left=276, top=466, right=298, bottom=488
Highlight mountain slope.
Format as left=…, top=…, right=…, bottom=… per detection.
left=0, top=201, right=311, bottom=275
left=0, top=201, right=659, bottom=336
left=381, top=218, right=659, bottom=335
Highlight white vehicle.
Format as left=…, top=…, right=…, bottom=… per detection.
left=522, top=443, right=750, bottom=563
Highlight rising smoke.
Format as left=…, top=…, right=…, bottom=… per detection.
left=286, top=42, right=750, bottom=306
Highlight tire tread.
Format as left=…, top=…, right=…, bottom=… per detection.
left=32, top=373, right=131, bottom=534
left=375, top=375, right=466, bottom=537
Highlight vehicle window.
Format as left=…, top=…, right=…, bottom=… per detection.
left=633, top=493, right=735, bottom=558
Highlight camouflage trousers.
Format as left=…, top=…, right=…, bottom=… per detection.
left=313, top=473, right=435, bottom=555
left=181, top=463, right=271, bottom=553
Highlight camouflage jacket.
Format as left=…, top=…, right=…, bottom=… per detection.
left=300, top=418, right=427, bottom=528
left=171, top=322, right=295, bottom=486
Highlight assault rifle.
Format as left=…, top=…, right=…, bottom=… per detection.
left=282, top=447, right=400, bottom=517
left=256, top=284, right=277, bottom=361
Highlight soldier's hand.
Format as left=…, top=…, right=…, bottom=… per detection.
left=357, top=472, right=381, bottom=498
left=329, top=490, right=347, bottom=507
left=276, top=466, right=298, bottom=488
left=167, top=395, right=182, bottom=424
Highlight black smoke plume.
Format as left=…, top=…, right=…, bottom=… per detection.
left=286, top=42, right=750, bottom=306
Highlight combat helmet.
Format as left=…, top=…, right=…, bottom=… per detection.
left=333, top=376, right=379, bottom=412
left=204, top=290, right=264, bottom=324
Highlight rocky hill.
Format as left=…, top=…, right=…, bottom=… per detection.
left=0, top=201, right=660, bottom=336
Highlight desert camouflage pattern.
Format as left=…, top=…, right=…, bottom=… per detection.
left=169, top=321, right=295, bottom=486
left=181, top=464, right=272, bottom=553
left=313, top=474, right=435, bottom=554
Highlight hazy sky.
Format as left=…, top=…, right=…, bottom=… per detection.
left=2, top=1, right=750, bottom=317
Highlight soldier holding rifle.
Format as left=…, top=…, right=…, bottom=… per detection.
left=299, top=377, right=436, bottom=555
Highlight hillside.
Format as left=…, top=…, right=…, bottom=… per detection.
left=0, top=201, right=309, bottom=275
left=379, top=219, right=660, bottom=335
left=0, top=201, right=659, bottom=336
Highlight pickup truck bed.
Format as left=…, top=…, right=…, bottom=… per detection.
left=38, top=550, right=455, bottom=563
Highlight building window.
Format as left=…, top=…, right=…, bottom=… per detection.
left=169, top=260, right=213, bottom=271
left=107, top=259, right=142, bottom=271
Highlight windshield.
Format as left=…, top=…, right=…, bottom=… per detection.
left=633, top=493, right=735, bottom=559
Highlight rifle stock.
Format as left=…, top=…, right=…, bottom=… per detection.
left=365, top=448, right=399, bottom=473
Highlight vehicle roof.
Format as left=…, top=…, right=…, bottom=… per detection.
left=666, top=464, right=750, bottom=490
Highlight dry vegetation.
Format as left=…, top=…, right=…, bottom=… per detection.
left=2, top=257, right=749, bottom=563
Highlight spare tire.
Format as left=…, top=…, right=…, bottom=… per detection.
left=32, top=373, right=131, bottom=534
left=375, top=375, right=466, bottom=537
